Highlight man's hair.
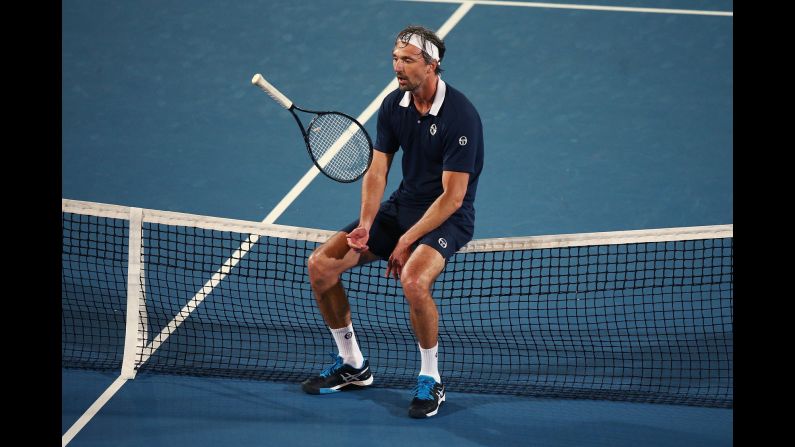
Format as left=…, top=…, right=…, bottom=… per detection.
left=396, top=25, right=445, bottom=75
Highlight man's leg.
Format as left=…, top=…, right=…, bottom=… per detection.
left=400, top=245, right=447, bottom=417
left=302, top=231, right=379, bottom=394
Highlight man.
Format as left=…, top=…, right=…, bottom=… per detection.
left=302, top=25, right=484, bottom=419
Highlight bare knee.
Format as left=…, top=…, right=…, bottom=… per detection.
left=400, top=247, right=444, bottom=309
left=401, top=272, right=432, bottom=308
left=307, top=250, right=338, bottom=294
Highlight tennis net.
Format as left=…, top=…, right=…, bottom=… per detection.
left=62, top=199, right=733, bottom=408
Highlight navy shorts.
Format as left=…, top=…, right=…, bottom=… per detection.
left=341, top=199, right=474, bottom=261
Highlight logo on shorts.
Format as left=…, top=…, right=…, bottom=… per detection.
left=438, top=238, right=448, bottom=249
left=459, top=136, right=468, bottom=146
left=430, top=123, right=437, bottom=135
left=345, top=332, right=352, bottom=339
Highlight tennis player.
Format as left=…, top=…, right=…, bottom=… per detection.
left=302, top=25, right=484, bottom=419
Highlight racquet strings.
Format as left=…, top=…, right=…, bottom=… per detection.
left=307, top=113, right=371, bottom=182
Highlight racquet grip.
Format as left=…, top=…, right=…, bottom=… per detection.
left=251, top=73, right=293, bottom=110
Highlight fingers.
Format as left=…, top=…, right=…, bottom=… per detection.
left=386, top=241, right=410, bottom=280
left=346, top=228, right=369, bottom=253
left=346, top=237, right=367, bottom=253
left=386, top=257, right=401, bottom=279
left=350, top=244, right=368, bottom=253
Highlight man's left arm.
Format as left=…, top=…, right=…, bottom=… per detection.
left=386, top=170, right=469, bottom=278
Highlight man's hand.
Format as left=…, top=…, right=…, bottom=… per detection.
left=386, top=236, right=412, bottom=280
left=346, top=227, right=370, bottom=253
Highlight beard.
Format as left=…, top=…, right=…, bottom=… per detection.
left=396, top=75, right=419, bottom=92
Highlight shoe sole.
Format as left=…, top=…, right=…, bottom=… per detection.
left=409, top=393, right=446, bottom=418
left=303, top=375, right=374, bottom=395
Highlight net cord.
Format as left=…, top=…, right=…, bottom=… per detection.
left=63, top=198, right=733, bottom=250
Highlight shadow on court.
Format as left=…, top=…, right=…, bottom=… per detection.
left=63, top=369, right=731, bottom=447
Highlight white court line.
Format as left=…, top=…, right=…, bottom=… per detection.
left=61, top=3, right=475, bottom=444
left=403, top=0, right=733, bottom=16
left=62, top=377, right=128, bottom=446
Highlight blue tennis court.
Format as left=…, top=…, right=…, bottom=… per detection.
left=62, top=0, right=733, bottom=445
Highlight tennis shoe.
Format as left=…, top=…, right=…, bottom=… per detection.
left=301, top=353, right=373, bottom=394
left=408, top=375, right=445, bottom=418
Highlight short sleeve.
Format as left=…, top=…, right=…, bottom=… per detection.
left=375, top=96, right=399, bottom=154
left=441, top=108, right=481, bottom=173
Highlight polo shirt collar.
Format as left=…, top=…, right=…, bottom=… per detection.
left=398, top=78, right=446, bottom=116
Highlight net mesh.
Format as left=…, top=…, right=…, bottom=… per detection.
left=62, top=212, right=129, bottom=370
left=62, top=199, right=733, bottom=408
left=307, top=112, right=372, bottom=182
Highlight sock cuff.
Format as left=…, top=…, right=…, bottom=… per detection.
left=330, top=323, right=353, bottom=334
left=419, top=343, right=438, bottom=353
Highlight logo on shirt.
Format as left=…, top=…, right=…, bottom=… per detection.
left=345, top=332, right=353, bottom=339
left=430, top=123, right=437, bottom=136
left=438, top=238, right=448, bottom=249
left=459, top=136, right=468, bottom=146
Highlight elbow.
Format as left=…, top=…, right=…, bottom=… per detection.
left=363, top=169, right=386, bottom=187
left=449, top=194, right=465, bottom=211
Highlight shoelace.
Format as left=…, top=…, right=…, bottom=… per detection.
left=320, top=353, right=344, bottom=378
left=412, top=376, right=437, bottom=400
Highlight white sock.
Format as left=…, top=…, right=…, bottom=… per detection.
left=330, top=324, right=364, bottom=368
left=418, top=343, right=441, bottom=383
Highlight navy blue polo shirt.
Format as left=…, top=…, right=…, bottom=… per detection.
left=375, top=79, right=484, bottom=226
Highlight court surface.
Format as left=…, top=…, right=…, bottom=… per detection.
left=62, top=0, right=733, bottom=445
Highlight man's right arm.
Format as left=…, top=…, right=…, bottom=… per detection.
left=360, top=150, right=393, bottom=228
left=346, top=150, right=393, bottom=252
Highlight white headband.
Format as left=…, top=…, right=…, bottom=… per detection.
left=401, top=33, right=440, bottom=63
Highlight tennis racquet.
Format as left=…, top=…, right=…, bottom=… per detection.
left=251, top=73, right=374, bottom=183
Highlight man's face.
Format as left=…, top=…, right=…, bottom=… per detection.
left=393, top=42, right=433, bottom=92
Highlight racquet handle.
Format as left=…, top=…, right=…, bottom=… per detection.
left=251, top=73, right=293, bottom=110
